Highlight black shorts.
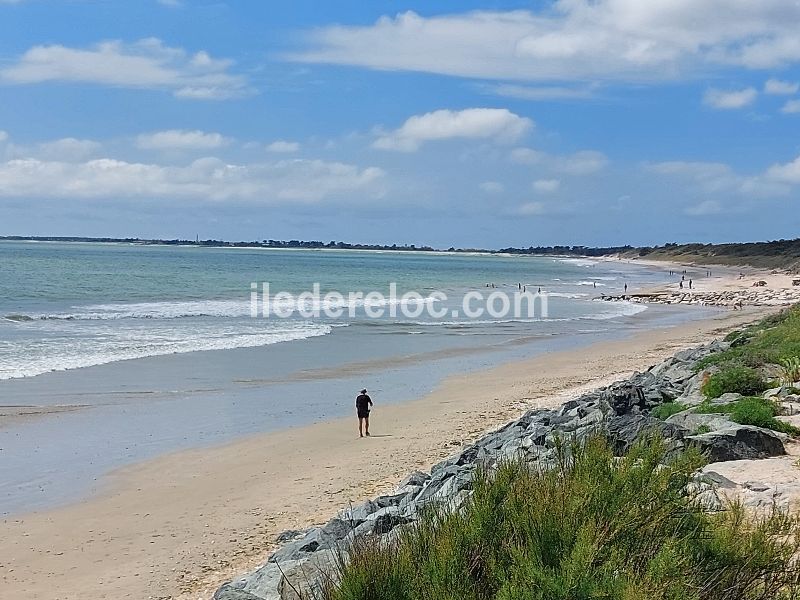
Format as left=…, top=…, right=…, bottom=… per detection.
left=357, top=409, right=370, bottom=419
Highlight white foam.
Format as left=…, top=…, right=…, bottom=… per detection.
left=16, top=296, right=440, bottom=321
left=587, top=301, right=648, bottom=320
left=0, top=321, right=332, bottom=380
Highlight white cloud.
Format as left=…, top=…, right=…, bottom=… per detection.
left=764, top=77, right=799, bottom=95
left=0, top=38, right=251, bottom=100
left=509, top=147, right=546, bottom=165
left=781, top=99, right=800, bottom=114
left=485, top=83, right=596, bottom=101
left=517, top=201, right=547, bottom=216
left=511, top=147, right=608, bottom=175
left=532, top=178, right=560, bottom=192
left=136, top=129, right=231, bottom=151
left=34, top=138, right=102, bottom=161
left=157, top=0, right=182, bottom=6
left=766, top=155, right=800, bottom=183
left=479, top=181, right=505, bottom=194
left=374, top=108, right=532, bottom=152
left=291, top=4, right=800, bottom=83
left=703, top=87, right=758, bottom=109
left=685, top=200, right=723, bottom=215
left=555, top=151, right=608, bottom=175
left=0, top=131, right=8, bottom=143
left=647, top=160, right=789, bottom=197
left=0, top=157, right=385, bottom=203
left=266, top=140, right=300, bottom=153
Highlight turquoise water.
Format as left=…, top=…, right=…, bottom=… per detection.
left=0, top=241, right=710, bottom=514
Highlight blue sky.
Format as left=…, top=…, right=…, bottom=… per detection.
left=1, top=0, right=799, bottom=248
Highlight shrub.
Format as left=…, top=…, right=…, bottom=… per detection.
left=324, top=436, right=800, bottom=600
left=702, top=366, right=769, bottom=398
left=693, top=424, right=712, bottom=435
left=693, top=397, right=800, bottom=436
left=650, top=401, right=687, bottom=420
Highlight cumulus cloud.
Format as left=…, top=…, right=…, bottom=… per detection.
left=764, top=78, right=799, bottom=94
left=766, top=155, right=800, bottom=183
left=0, top=156, right=385, bottom=203
left=646, top=160, right=789, bottom=197
left=782, top=99, right=800, bottom=114
left=373, top=108, right=532, bottom=152
left=532, top=178, right=560, bottom=192
left=703, top=87, right=758, bottom=109
left=479, top=181, right=505, bottom=194
left=136, top=129, right=231, bottom=151
left=266, top=140, right=300, bottom=153
left=291, top=4, right=800, bottom=83
left=0, top=38, right=251, bottom=100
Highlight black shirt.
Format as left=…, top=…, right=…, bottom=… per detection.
left=355, top=393, right=372, bottom=411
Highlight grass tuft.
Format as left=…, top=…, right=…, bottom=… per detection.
left=322, top=435, right=800, bottom=600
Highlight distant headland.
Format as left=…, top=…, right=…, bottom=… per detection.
left=2, top=235, right=799, bottom=270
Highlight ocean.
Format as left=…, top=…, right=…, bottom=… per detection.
left=0, top=241, right=714, bottom=514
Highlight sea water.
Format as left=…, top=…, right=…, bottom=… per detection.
left=0, top=241, right=714, bottom=514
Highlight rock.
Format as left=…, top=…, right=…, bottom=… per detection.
left=695, top=488, right=724, bottom=511
left=371, top=505, right=412, bottom=534
left=399, top=470, right=430, bottom=487
left=338, top=499, right=378, bottom=524
left=374, top=484, right=422, bottom=509
left=764, top=386, right=796, bottom=399
left=218, top=561, right=285, bottom=600
left=214, top=586, right=272, bottom=600
left=687, top=425, right=786, bottom=462
left=605, top=413, right=686, bottom=455
left=699, top=470, right=738, bottom=489
left=743, top=481, right=770, bottom=492
left=275, top=530, right=305, bottom=544
left=279, top=550, right=338, bottom=600
left=716, top=392, right=743, bottom=404
left=665, top=410, right=736, bottom=433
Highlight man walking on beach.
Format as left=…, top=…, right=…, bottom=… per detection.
left=356, top=388, right=373, bottom=438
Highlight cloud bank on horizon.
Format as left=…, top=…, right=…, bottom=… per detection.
left=0, top=0, right=798, bottom=247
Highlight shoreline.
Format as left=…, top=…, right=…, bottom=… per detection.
left=0, top=306, right=775, bottom=600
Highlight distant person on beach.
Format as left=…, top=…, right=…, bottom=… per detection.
left=624, top=283, right=628, bottom=294
left=356, top=388, right=373, bottom=438
left=679, top=281, right=683, bottom=289
left=689, top=279, right=693, bottom=289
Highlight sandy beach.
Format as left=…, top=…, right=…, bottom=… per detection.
left=0, top=300, right=776, bottom=600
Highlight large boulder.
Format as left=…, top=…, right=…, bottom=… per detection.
left=605, top=413, right=686, bottom=455
left=215, top=561, right=285, bottom=600
left=687, top=425, right=786, bottom=462
left=665, top=410, right=736, bottom=433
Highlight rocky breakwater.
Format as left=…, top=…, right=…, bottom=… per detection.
left=601, top=288, right=800, bottom=307
left=213, top=340, right=790, bottom=600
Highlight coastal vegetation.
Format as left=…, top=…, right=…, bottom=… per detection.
left=697, top=305, right=800, bottom=371
left=324, top=435, right=800, bottom=600
left=4, top=236, right=800, bottom=271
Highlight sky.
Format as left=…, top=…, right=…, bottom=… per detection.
left=0, top=1, right=799, bottom=249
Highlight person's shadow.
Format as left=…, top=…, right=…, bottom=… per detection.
left=366, top=434, right=392, bottom=438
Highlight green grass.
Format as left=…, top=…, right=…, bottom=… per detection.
left=323, top=436, right=800, bottom=600
left=693, top=425, right=712, bottom=435
left=650, top=401, right=688, bottom=420
left=701, top=366, right=769, bottom=398
left=695, top=306, right=800, bottom=371
left=692, top=397, right=800, bottom=436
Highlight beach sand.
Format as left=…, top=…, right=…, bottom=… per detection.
left=0, top=304, right=775, bottom=600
